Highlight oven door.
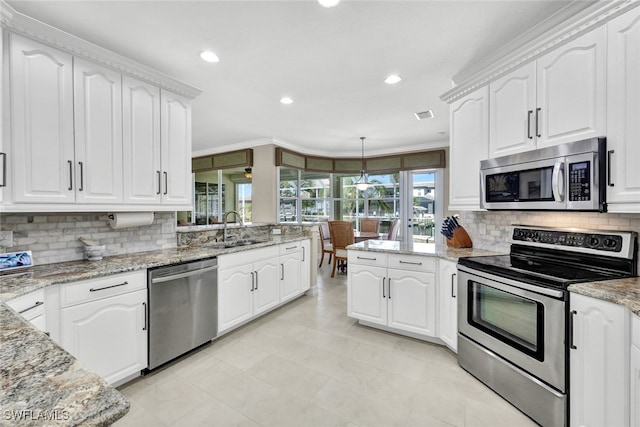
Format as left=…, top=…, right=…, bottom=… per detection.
left=480, top=157, right=566, bottom=210
left=457, top=265, right=566, bottom=392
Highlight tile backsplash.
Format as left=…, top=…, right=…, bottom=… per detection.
left=0, top=212, right=177, bottom=265
left=460, top=211, right=640, bottom=254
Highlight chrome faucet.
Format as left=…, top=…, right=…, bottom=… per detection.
left=223, top=210, right=244, bottom=241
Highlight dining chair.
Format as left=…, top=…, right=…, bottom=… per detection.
left=328, top=220, right=355, bottom=278
left=360, top=218, right=381, bottom=233
left=318, top=221, right=333, bottom=267
left=384, top=219, right=401, bottom=240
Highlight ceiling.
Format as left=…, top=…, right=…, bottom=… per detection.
left=8, top=0, right=587, bottom=157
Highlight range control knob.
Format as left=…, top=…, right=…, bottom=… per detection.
left=604, top=238, right=617, bottom=248
left=588, top=237, right=600, bottom=247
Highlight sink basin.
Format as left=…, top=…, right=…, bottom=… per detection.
left=204, top=239, right=262, bottom=249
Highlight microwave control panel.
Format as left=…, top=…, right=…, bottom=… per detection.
left=568, top=161, right=591, bottom=202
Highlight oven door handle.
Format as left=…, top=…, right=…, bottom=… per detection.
left=552, top=161, right=564, bottom=202
left=456, top=265, right=565, bottom=299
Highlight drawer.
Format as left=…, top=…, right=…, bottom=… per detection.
left=280, top=241, right=301, bottom=255
left=61, top=270, right=146, bottom=308
left=348, top=251, right=387, bottom=267
left=218, top=245, right=280, bottom=269
left=387, top=254, right=435, bottom=272
left=7, top=289, right=45, bottom=316
left=633, top=313, right=640, bottom=348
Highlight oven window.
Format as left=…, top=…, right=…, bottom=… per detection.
left=485, top=167, right=554, bottom=203
left=468, top=281, right=545, bottom=361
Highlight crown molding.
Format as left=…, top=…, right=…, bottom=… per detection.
left=0, top=1, right=202, bottom=99
left=440, top=0, right=640, bottom=104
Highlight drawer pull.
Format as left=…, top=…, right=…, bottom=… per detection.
left=399, top=260, right=422, bottom=266
left=18, top=301, right=43, bottom=314
left=285, top=245, right=297, bottom=250
left=357, top=256, right=377, bottom=261
left=90, top=281, right=128, bottom=292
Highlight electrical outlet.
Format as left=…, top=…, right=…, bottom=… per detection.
left=272, top=228, right=282, bottom=235
left=0, top=231, right=14, bottom=247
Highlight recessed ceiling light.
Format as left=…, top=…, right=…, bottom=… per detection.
left=200, top=51, right=219, bottom=63
left=318, top=0, right=340, bottom=7
left=280, top=97, right=293, bottom=105
left=384, top=74, right=402, bottom=84
left=414, top=110, right=435, bottom=120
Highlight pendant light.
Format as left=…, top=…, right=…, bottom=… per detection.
left=355, top=137, right=372, bottom=191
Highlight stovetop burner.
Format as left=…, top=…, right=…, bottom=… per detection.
left=458, top=225, right=638, bottom=290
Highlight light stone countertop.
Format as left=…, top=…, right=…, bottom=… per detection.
left=0, top=235, right=308, bottom=426
left=569, top=277, right=640, bottom=317
left=347, top=240, right=504, bottom=261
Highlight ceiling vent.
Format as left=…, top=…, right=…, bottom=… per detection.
left=414, top=110, right=434, bottom=120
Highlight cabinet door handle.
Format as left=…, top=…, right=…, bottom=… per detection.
left=18, top=301, right=43, bottom=315
left=399, top=260, right=422, bottom=266
left=607, top=150, right=615, bottom=187
left=89, top=281, right=128, bottom=292
left=163, top=171, right=168, bottom=195
left=255, top=270, right=259, bottom=290
left=68, top=160, right=73, bottom=190
left=156, top=171, right=161, bottom=195
left=250, top=271, right=255, bottom=291
left=281, top=264, right=285, bottom=280
left=388, top=278, right=391, bottom=299
left=302, top=246, right=305, bottom=262
left=78, top=161, right=84, bottom=192
left=382, top=277, right=386, bottom=298
left=142, top=302, right=147, bottom=331
left=535, top=107, right=541, bottom=138
left=0, top=152, right=6, bottom=187
left=451, top=273, right=457, bottom=298
left=569, top=310, right=577, bottom=350
left=527, top=110, right=533, bottom=139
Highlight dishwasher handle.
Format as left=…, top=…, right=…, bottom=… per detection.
left=151, top=264, right=218, bottom=284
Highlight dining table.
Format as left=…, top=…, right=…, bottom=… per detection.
left=354, top=231, right=383, bottom=243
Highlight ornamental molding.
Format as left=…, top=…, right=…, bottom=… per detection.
left=0, top=1, right=202, bottom=99
left=440, top=0, right=640, bottom=104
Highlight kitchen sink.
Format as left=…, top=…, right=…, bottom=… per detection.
left=204, top=239, right=262, bottom=249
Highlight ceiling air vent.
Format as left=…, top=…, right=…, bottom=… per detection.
left=414, top=110, right=434, bottom=120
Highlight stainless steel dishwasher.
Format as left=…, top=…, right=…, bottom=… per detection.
left=147, top=257, right=218, bottom=370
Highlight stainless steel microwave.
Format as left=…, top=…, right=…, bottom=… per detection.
left=480, top=137, right=607, bottom=211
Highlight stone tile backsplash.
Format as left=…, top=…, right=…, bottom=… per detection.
left=0, top=212, right=177, bottom=265
left=460, top=211, right=640, bottom=255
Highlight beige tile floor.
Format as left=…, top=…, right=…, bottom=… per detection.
left=114, top=263, right=538, bottom=427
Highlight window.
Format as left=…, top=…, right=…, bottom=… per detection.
left=300, top=171, right=331, bottom=222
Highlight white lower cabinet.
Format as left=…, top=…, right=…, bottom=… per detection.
left=59, top=271, right=147, bottom=386
left=348, top=252, right=437, bottom=338
left=300, top=239, right=311, bottom=292
left=218, top=246, right=280, bottom=334
left=437, top=259, right=458, bottom=352
left=569, top=293, right=629, bottom=427
left=631, top=314, right=640, bottom=427
left=280, top=242, right=301, bottom=303
left=7, top=289, right=47, bottom=333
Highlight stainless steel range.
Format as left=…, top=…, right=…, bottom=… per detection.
left=457, top=225, right=637, bottom=427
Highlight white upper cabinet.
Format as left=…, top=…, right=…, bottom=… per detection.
left=160, top=90, right=192, bottom=206
left=10, top=34, right=75, bottom=204
left=489, top=62, right=537, bottom=157
left=606, top=7, right=640, bottom=212
left=449, top=86, right=489, bottom=211
left=536, top=26, right=606, bottom=148
left=73, top=58, right=123, bottom=204
left=123, top=76, right=161, bottom=204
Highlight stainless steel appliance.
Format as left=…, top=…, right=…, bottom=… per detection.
left=147, top=257, right=218, bottom=370
left=457, top=225, right=637, bottom=427
left=480, top=137, right=607, bottom=211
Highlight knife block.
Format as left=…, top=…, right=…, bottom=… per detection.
left=446, top=226, right=473, bottom=248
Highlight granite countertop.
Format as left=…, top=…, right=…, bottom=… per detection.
left=347, top=240, right=504, bottom=261
left=569, top=277, right=640, bottom=317
left=0, top=235, right=308, bottom=426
